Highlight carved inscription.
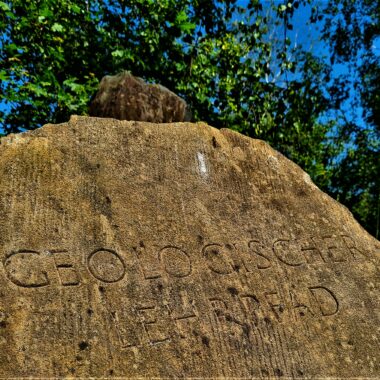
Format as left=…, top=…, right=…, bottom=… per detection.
left=110, top=290, right=199, bottom=348
left=0, top=234, right=350, bottom=352
left=1, top=233, right=366, bottom=288
left=238, top=285, right=339, bottom=324
left=108, top=284, right=339, bottom=350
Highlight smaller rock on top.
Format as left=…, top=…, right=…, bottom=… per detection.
left=89, top=71, right=191, bottom=123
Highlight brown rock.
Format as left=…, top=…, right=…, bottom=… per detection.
left=89, top=71, right=191, bottom=122
left=0, top=116, right=379, bottom=378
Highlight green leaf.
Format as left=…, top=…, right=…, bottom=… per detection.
left=40, top=8, right=53, bottom=18
left=0, top=70, right=8, bottom=81
left=25, top=83, right=48, bottom=97
left=51, top=23, right=64, bottom=32
left=0, top=1, right=10, bottom=11
left=179, top=21, right=196, bottom=33
left=63, top=78, right=81, bottom=93
left=111, top=49, right=124, bottom=58
left=5, top=10, right=15, bottom=19
left=175, top=10, right=187, bottom=24
left=70, top=4, right=81, bottom=13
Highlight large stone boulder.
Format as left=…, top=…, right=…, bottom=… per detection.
left=89, top=71, right=191, bottom=122
left=0, top=116, right=379, bottom=378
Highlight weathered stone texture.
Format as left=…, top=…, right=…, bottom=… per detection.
left=89, top=71, right=191, bottom=122
left=0, top=116, right=379, bottom=378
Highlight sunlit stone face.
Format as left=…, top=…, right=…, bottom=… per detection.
left=0, top=116, right=379, bottom=378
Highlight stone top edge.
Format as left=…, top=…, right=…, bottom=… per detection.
left=0, top=114, right=265, bottom=148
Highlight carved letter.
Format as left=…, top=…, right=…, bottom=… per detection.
left=289, top=289, right=315, bottom=320
left=87, top=248, right=126, bottom=283
left=341, top=235, right=366, bottom=260
left=208, top=297, right=229, bottom=321
left=247, top=240, right=272, bottom=270
left=50, top=250, right=81, bottom=286
left=309, top=286, right=339, bottom=317
left=264, top=291, right=285, bottom=321
left=159, top=246, right=192, bottom=278
left=137, top=305, right=170, bottom=345
left=273, top=239, right=304, bottom=267
left=166, top=290, right=198, bottom=339
left=135, top=242, right=162, bottom=280
left=240, top=293, right=262, bottom=324
left=299, top=237, right=326, bottom=264
left=109, top=310, right=141, bottom=349
left=322, top=236, right=346, bottom=263
left=3, top=250, right=50, bottom=288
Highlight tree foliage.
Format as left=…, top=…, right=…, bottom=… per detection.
left=0, top=0, right=332, bottom=171
left=0, top=0, right=378, bottom=237
left=319, top=0, right=380, bottom=238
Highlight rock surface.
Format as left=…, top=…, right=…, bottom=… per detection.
left=0, top=116, right=379, bottom=378
left=89, top=71, right=191, bottom=122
